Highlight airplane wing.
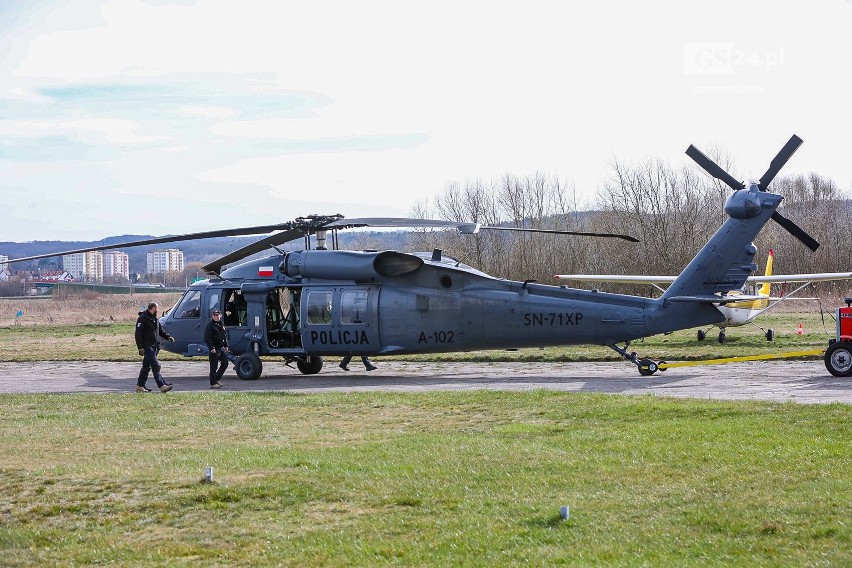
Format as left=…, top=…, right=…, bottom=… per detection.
left=557, top=272, right=852, bottom=285
left=668, top=294, right=769, bottom=304
left=554, top=275, right=677, bottom=284
left=746, top=272, right=852, bottom=284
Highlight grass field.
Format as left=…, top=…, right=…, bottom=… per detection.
left=0, top=311, right=835, bottom=363
left=0, top=392, right=849, bottom=566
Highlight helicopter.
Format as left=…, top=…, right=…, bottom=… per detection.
left=7, top=135, right=819, bottom=377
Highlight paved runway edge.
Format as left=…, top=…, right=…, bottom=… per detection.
left=0, top=360, right=850, bottom=404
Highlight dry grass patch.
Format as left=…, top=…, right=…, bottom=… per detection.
left=0, top=294, right=182, bottom=327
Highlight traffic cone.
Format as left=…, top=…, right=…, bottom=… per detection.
left=797, top=322, right=804, bottom=335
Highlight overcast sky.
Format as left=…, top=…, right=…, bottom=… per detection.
left=1, top=0, right=851, bottom=241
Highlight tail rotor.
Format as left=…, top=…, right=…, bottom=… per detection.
left=686, top=134, right=818, bottom=252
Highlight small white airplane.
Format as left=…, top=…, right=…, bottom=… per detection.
left=555, top=250, right=852, bottom=343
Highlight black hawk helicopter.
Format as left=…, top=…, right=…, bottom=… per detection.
left=9, top=135, right=818, bottom=378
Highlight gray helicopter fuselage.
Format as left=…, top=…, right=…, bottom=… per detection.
left=158, top=249, right=724, bottom=358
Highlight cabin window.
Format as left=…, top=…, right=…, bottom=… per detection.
left=174, top=290, right=201, bottom=319
left=306, top=291, right=333, bottom=325
left=340, top=289, right=368, bottom=324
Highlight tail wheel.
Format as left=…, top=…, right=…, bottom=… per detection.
left=696, top=329, right=706, bottom=341
left=235, top=353, right=263, bottom=380
left=297, top=356, right=324, bottom=375
left=638, top=358, right=658, bottom=376
left=825, top=342, right=852, bottom=377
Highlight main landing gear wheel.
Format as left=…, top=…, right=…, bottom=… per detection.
left=697, top=329, right=706, bottom=341
left=824, top=342, right=852, bottom=377
left=765, top=329, right=775, bottom=341
left=718, top=330, right=726, bottom=344
left=297, top=356, right=324, bottom=375
left=638, top=358, right=658, bottom=376
left=235, top=353, right=263, bottom=380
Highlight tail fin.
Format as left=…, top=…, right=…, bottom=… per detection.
left=758, top=249, right=774, bottom=296
left=661, top=187, right=783, bottom=301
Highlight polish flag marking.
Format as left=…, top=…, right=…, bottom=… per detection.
left=258, top=266, right=274, bottom=277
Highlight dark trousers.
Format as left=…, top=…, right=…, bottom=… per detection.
left=138, top=345, right=165, bottom=388
left=340, top=355, right=375, bottom=369
left=209, top=350, right=229, bottom=384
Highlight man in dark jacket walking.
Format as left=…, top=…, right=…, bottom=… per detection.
left=135, top=302, right=175, bottom=393
left=204, top=308, right=229, bottom=389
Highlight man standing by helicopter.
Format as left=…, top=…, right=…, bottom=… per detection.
left=205, top=308, right=229, bottom=389
left=135, top=302, right=174, bottom=393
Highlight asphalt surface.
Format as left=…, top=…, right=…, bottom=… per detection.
left=0, top=359, right=849, bottom=404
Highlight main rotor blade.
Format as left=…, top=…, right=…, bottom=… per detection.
left=326, top=217, right=638, bottom=242
left=202, top=229, right=305, bottom=274
left=685, top=144, right=743, bottom=191
left=771, top=210, right=820, bottom=252
left=479, top=226, right=639, bottom=243
left=325, top=217, right=480, bottom=234
left=6, top=223, right=295, bottom=264
left=758, top=134, right=803, bottom=190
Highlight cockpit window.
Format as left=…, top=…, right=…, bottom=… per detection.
left=306, top=291, right=333, bottom=325
left=208, top=291, right=220, bottom=313
left=174, top=289, right=201, bottom=319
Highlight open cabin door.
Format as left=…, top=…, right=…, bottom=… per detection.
left=263, top=286, right=303, bottom=353
left=301, top=285, right=380, bottom=353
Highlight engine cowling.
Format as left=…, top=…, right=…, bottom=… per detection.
left=282, top=250, right=423, bottom=281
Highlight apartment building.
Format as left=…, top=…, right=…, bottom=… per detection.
left=62, top=251, right=104, bottom=282
left=146, top=249, right=184, bottom=274
left=103, top=251, right=130, bottom=280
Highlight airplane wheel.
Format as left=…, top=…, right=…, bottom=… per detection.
left=658, top=361, right=667, bottom=372
left=766, top=329, right=775, bottom=341
left=297, top=356, right=324, bottom=375
left=235, top=353, right=263, bottom=380
left=718, top=331, right=726, bottom=344
left=824, top=342, right=852, bottom=377
left=697, top=330, right=706, bottom=341
left=638, top=358, right=658, bottom=376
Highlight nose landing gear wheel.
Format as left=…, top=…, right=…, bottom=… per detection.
left=718, top=330, right=726, bottom=344
left=765, top=329, right=775, bottom=341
